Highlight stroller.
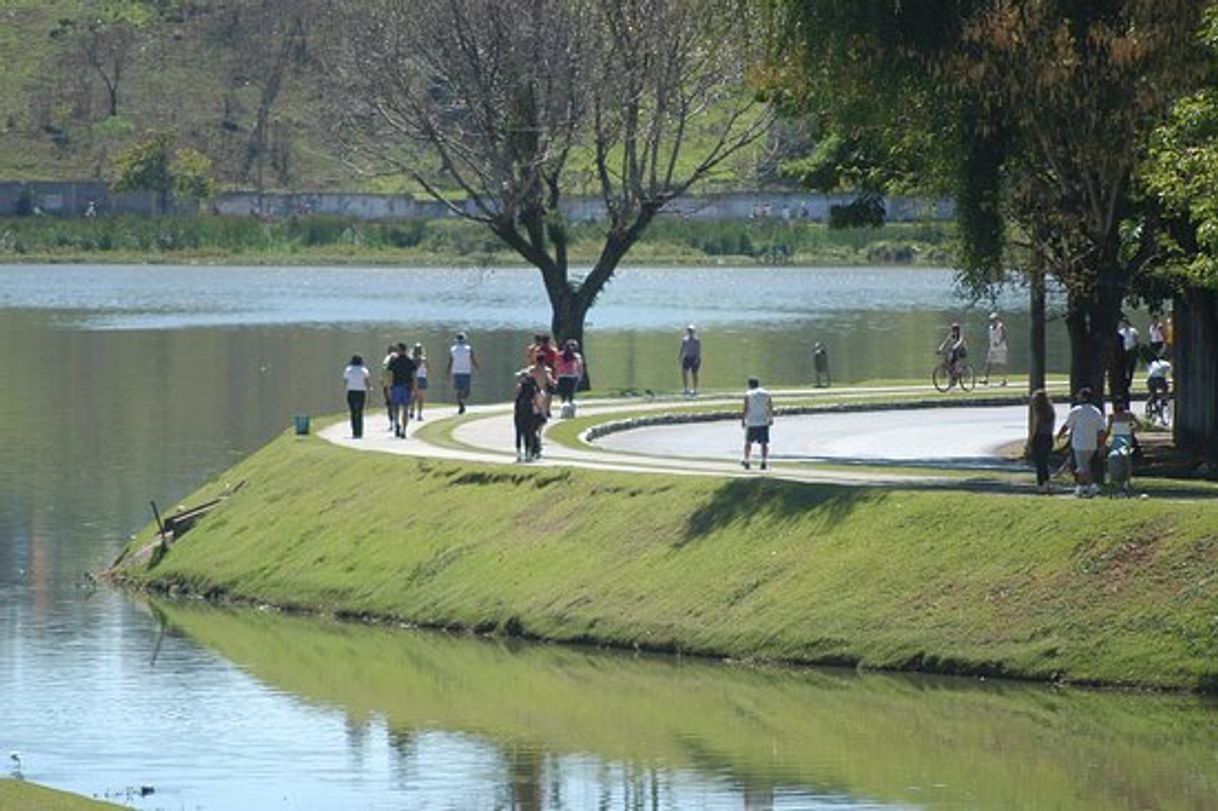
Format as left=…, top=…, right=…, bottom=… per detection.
left=1107, top=434, right=1135, bottom=497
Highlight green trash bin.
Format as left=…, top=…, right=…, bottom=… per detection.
left=293, top=414, right=310, bottom=436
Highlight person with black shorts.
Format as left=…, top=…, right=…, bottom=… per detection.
left=386, top=342, right=417, bottom=438
left=741, top=377, right=774, bottom=471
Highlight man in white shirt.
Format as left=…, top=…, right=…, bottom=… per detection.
left=446, top=332, right=480, bottom=415
left=1056, top=388, right=1107, bottom=498
left=740, top=377, right=774, bottom=471
left=1117, top=316, right=1140, bottom=392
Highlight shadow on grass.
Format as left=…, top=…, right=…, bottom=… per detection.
left=680, top=479, right=881, bottom=547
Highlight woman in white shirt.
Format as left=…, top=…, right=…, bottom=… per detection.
left=343, top=354, right=371, bottom=439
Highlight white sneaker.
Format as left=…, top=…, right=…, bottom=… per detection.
left=516, top=450, right=525, bottom=462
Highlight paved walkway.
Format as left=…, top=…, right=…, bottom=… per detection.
left=318, top=385, right=1043, bottom=490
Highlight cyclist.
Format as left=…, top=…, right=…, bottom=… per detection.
left=1146, top=355, right=1172, bottom=420
left=938, top=323, right=967, bottom=383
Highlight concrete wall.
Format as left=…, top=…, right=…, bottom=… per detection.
left=0, top=181, right=955, bottom=223
left=0, top=181, right=174, bottom=216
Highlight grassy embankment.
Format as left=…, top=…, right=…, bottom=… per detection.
left=112, top=427, right=1218, bottom=692
left=0, top=215, right=952, bottom=266
left=0, top=780, right=124, bottom=811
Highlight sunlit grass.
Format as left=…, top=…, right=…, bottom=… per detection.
left=114, top=430, right=1218, bottom=691
left=0, top=780, right=123, bottom=810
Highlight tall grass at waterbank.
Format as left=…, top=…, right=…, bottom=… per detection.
left=0, top=215, right=953, bottom=266
left=112, top=428, right=1218, bottom=692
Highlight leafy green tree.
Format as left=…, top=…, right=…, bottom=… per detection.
left=171, top=148, right=216, bottom=203
left=1144, top=7, right=1218, bottom=292
left=772, top=0, right=1208, bottom=400
left=112, top=130, right=215, bottom=210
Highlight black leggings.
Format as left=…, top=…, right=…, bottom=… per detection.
left=347, top=390, right=367, bottom=438
left=515, top=410, right=540, bottom=456
left=1031, top=432, right=1052, bottom=486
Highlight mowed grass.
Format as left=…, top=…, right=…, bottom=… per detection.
left=114, top=430, right=1218, bottom=691
left=0, top=780, right=124, bottom=810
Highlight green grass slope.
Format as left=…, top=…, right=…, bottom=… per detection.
left=0, top=780, right=125, bottom=811
left=113, top=430, right=1218, bottom=691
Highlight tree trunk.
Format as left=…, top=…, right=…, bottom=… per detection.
left=1174, top=291, right=1218, bottom=470
left=1065, top=284, right=1123, bottom=409
left=1029, top=256, right=1046, bottom=394
left=550, top=287, right=591, bottom=390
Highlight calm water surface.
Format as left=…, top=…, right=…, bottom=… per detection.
left=3, top=264, right=1214, bottom=810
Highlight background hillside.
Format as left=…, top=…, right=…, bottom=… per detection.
left=0, top=0, right=357, bottom=188
left=0, top=0, right=778, bottom=193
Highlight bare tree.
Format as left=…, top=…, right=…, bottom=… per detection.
left=211, top=1, right=316, bottom=197
left=51, top=6, right=139, bottom=118
left=333, top=0, right=772, bottom=377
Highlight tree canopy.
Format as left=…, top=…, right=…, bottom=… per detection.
left=773, top=0, right=1210, bottom=398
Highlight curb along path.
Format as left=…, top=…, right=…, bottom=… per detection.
left=319, top=385, right=1044, bottom=491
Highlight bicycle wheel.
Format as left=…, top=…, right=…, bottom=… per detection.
left=1143, top=397, right=1160, bottom=425
left=932, top=363, right=952, bottom=392
left=957, top=363, right=976, bottom=392
left=1160, top=397, right=1174, bottom=427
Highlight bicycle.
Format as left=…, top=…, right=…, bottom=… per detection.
left=932, top=354, right=975, bottom=392
left=1144, top=386, right=1173, bottom=427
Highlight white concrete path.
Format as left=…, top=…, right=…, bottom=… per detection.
left=319, top=385, right=1041, bottom=489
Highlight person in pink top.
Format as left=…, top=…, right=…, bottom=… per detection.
left=555, top=340, right=584, bottom=405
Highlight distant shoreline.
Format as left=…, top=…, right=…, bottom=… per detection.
left=0, top=215, right=954, bottom=268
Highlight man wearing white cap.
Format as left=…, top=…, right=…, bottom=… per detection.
left=983, top=312, right=1009, bottom=387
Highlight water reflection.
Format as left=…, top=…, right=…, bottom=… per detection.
left=0, top=265, right=1092, bottom=809
left=152, top=601, right=1218, bottom=811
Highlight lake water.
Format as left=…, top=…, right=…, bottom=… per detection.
left=3, top=263, right=1214, bottom=810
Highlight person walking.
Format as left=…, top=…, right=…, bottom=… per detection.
left=813, top=342, right=830, bottom=388
left=386, top=342, right=417, bottom=438
left=679, top=325, right=702, bottom=396
left=410, top=343, right=429, bottom=421
left=1106, top=398, right=1141, bottom=493
left=342, top=354, right=371, bottom=439
left=1056, top=388, right=1106, bottom=498
left=741, top=377, right=774, bottom=471
left=379, top=344, right=397, bottom=431
left=1148, top=313, right=1166, bottom=359
left=983, top=312, right=1009, bottom=386
left=387, top=340, right=421, bottom=435
left=527, top=352, right=556, bottom=421
left=1029, top=389, right=1056, bottom=493
left=1117, top=316, right=1140, bottom=392
left=513, top=370, right=545, bottom=461
left=526, top=333, right=558, bottom=369
left=447, top=332, right=479, bottom=415
left=555, top=339, right=584, bottom=409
